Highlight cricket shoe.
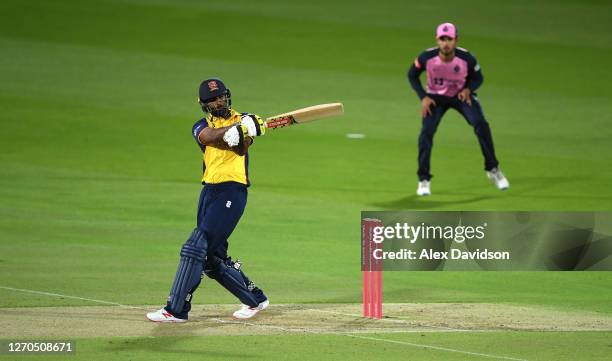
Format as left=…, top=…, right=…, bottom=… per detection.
left=486, top=168, right=510, bottom=190
left=146, top=308, right=187, bottom=323
left=232, top=299, right=269, bottom=320
left=417, top=180, right=431, bottom=196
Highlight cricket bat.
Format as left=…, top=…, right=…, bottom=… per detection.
left=265, top=103, right=344, bottom=129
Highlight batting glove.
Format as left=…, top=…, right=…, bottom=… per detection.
left=223, top=124, right=247, bottom=147
left=240, top=114, right=266, bottom=137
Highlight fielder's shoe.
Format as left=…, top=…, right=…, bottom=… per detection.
left=146, top=308, right=187, bottom=323
left=417, top=180, right=431, bottom=196
left=486, top=168, right=510, bottom=190
left=232, top=299, right=269, bottom=320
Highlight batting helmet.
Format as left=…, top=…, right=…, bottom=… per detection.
left=198, top=78, right=232, bottom=117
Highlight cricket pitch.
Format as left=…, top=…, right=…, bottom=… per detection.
left=3, top=303, right=611, bottom=338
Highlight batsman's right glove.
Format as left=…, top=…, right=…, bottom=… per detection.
left=240, top=114, right=266, bottom=137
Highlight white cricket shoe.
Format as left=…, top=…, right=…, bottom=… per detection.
left=417, top=180, right=431, bottom=196
left=146, top=308, right=187, bottom=323
left=487, top=168, right=510, bottom=190
left=232, top=300, right=269, bottom=320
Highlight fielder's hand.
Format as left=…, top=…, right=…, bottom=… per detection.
left=458, top=88, right=472, bottom=106
left=421, top=96, right=437, bottom=118
left=240, top=114, right=266, bottom=137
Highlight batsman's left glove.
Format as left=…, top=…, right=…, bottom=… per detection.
left=223, top=123, right=248, bottom=147
left=240, top=114, right=266, bottom=137
left=222, top=124, right=251, bottom=155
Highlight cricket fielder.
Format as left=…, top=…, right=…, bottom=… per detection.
left=407, top=23, right=509, bottom=196
left=147, top=78, right=269, bottom=322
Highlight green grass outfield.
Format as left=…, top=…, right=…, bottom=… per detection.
left=1, top=0, right=611, bottom=360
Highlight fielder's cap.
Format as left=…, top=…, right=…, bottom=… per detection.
left=199, top=78, right=228, bottom=102
left=436, top=22, right=457, bottom=39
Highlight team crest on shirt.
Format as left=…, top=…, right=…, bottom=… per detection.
left=453, top=65, right=460, bottom=73
left=208, top=81, right=219, bottom=91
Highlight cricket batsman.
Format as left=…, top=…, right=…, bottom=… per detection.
left=407, top=22, right=509, bottom=196
left=147, top=78, right=269, bottom=322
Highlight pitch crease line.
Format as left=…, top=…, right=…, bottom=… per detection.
left=310, top=308, right=472, bottom=331
left=218, top=314, right=527, bottom=361
left=1, top=286, right=528, bottom=360
left=344, top=334, right=528, bottom=361
left=0, top=286, right=144, bottom=310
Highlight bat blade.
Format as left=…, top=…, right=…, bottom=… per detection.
left=265, top=102, right=344, bottom=129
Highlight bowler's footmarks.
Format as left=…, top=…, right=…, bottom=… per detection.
left=486, top=167, right=510, bottom=190
left=233, top=299, right=270, bottom=320
left=146, top=308, right=188, bottom=323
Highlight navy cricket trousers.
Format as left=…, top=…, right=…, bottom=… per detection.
left=166, top=181, right=265, bottom=318
left=196, top=181, right=247, bottom=260
left=417, top=94, right=499, bottom=181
